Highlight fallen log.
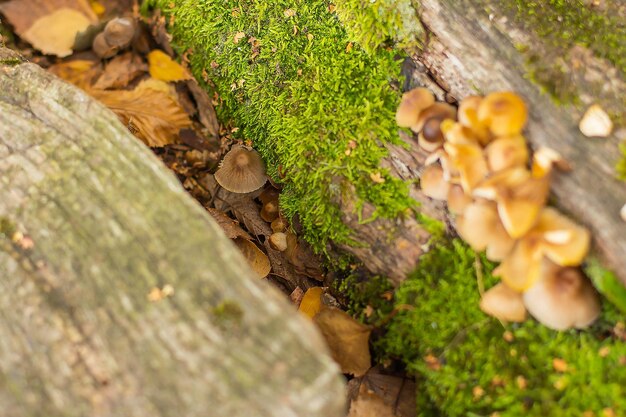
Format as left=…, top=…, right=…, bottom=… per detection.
left=0, top=48, right=345, bottom=417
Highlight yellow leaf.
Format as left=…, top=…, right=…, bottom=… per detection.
left=22, top=8, right=91, bottom=57
left=147, top=49, right=192, bottom=82
left=48, top=59, right=101, bottom=90
left=233, top=237, right=271, bottom=278
left=90, top=0, right=105, bottom=16
left=90, top=78, right=191, bottom=147
left=314, top=307, right=372, bottom=376
left=298, top=287, right=323, bottom=319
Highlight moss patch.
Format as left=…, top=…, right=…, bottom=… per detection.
left=378, top=239, right=626, bottom=416
left=145, top=0, right=416, bottom=252
left=333, top=0, right=423, bottom=54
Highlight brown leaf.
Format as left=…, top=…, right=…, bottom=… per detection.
left=298, top=287, right=323, bottom=319
left=186, top=78, right=220, bottom=140
left=0, top=0, right=96, bottom=35
left=93, top=52, right=148, bottom=90
left=90, top=78, right=192, bottom=147
left=207, top=208, right=251, bottom=240
left=314, top=306, right=372, bottom=376
left=233, top=237, right=271, bottom=278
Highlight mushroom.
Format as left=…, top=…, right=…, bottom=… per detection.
left=93, top=32, right=117, bottom=58
left=458, top=95, right=491, bottom=145
left=523, top=259, right=601, bottom=330
left=269, top=232, right=288, bottom=251
left=531, top=146, right=570, bottom=178
left=473, top=167, right=549, bottom=238
left=455, top=200, right=515, bottom=261
left=444, top=141, right=489, bottom=193
left=417, top=117, right=445, bottom=152
left=420, top=164, right=450, bottom=200
left=579, top=104, right=613, bottom=138
left=480, top=282, right=527, bottom=322
left=103, top=17, right=137, bottom=49
left=214, top=145, right=267, bottom=193
left=271, top=217, right=288, bottom=233
left=411, top=102, right=457, bottom=133
left=477, top=91, right=528, bottom=137
left=485, top=135, right=529, bottom=172
left=442, top=121, right=480, bottom=145
left=395, top=87, right=435, bottom=128
left=494, top=207, right=591, bottom=291
left=446, top=184, right=472, bottom=215
left=260, top=200, right=279, bottom=222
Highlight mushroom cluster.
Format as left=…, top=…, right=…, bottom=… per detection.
left=397, top=89, right=601, bottom=330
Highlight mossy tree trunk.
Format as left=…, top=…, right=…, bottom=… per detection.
left=338, top=0, right=626, bottom=285
left=0, top=49, right=345, bottom=417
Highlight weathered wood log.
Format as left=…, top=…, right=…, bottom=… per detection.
left=332, top=0, right=626, bottom=286
left=0, top=48, right=345, bottom=417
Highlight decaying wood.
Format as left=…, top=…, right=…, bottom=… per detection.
left=329, top=1, right=626, bottom=286
left=0, top=48, right=345, bottom=417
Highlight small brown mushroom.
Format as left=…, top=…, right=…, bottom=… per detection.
left=269, top=232, right=288, bottom=251
left=455, top=200, right=515, bottom=261
left=444, top=141, right=489, bottom=193
left=480, top=282, right=527, bottom=322
left=523, top=260, right=600, bottom=330
left=458, top=95, right=491, bottom=144
left=395, top=87, right=435, bottom=128
left=477, top=91, right=528, bottom=137
left=411, top=102, right=457, bottom=133
left=103, top=17, right=136, bottom=49
left=214, top=145, right=267, bottom=193
left=446, top=184, right=472, bottom=215
left=418, top=117, right=445, bottom=152
left=579, top=104, right=613, bottom=138
left=271, top=217, right=288, bottom=233
left=420, top=164, right=450, bottom=200
left=260, top=200, right=279, bottom=222
left=92, top=32, right=117, bottom=58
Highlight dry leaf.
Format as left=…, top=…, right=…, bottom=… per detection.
left=207, top=208, right=251, bottom=240
left=233, top=237, right=271, bottom=278
left=94, top=52, right=147, bottom=90
left=0, top=0, right=96, bottom=35
left=347, top=368, right=416, bottom=417
left=148, top=49, right=192, bottom=82
left=21, top=8, right=92, bottom=57
left=48, top=59, right=102, bottom=89
left=298, top=287, right=323, bottom=318
left=186, top=78, right=220, bottom=140
left=90, top=78, right=191, bottom=147
left=233, top=31, right=246, bottom=44
left=314, top=306, right=372, bottom=376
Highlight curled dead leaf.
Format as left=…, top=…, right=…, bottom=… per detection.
left=313, top=306, right=372, bottom=376
left=233, top=237, right=271, bottom=278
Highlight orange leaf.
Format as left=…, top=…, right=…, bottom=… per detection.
left=147, top=49, right=192, bottom=82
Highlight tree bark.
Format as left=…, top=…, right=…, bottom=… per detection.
left=333, top=0, right=626, bottom=286
left=0, top=48, right=345, bottom=417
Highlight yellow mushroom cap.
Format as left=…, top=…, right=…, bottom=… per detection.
left=420, top=164, right=450, bottom=200
left=444, top=141, right=489, bottom=193
left=485, top=135, right=529, bottom=172
left=473, top=167, right=549, bottom=238
left=396, top=87, right=435, bottom=127
left=214, top=145, right=267, bottom=193
left=480, top=282, right=527, bottom=322
left=523, top=260, right=601, bottom=330
left=477, top=91, right=528, bottom=137
left=494, top=207, right=591, bottom=291
left=458, top=95, right=491, bottom=145
left=411, top=102, right=457, bottom=133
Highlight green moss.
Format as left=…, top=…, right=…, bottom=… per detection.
left=500, top=0, right=625, bottom=74
left=333, top=0, right=424, bottom=54
left=378, top=239, right=626, bottom=416
left=586, top=259, right=626, bottom=314
left=145, top=0, right=417, bottom=253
